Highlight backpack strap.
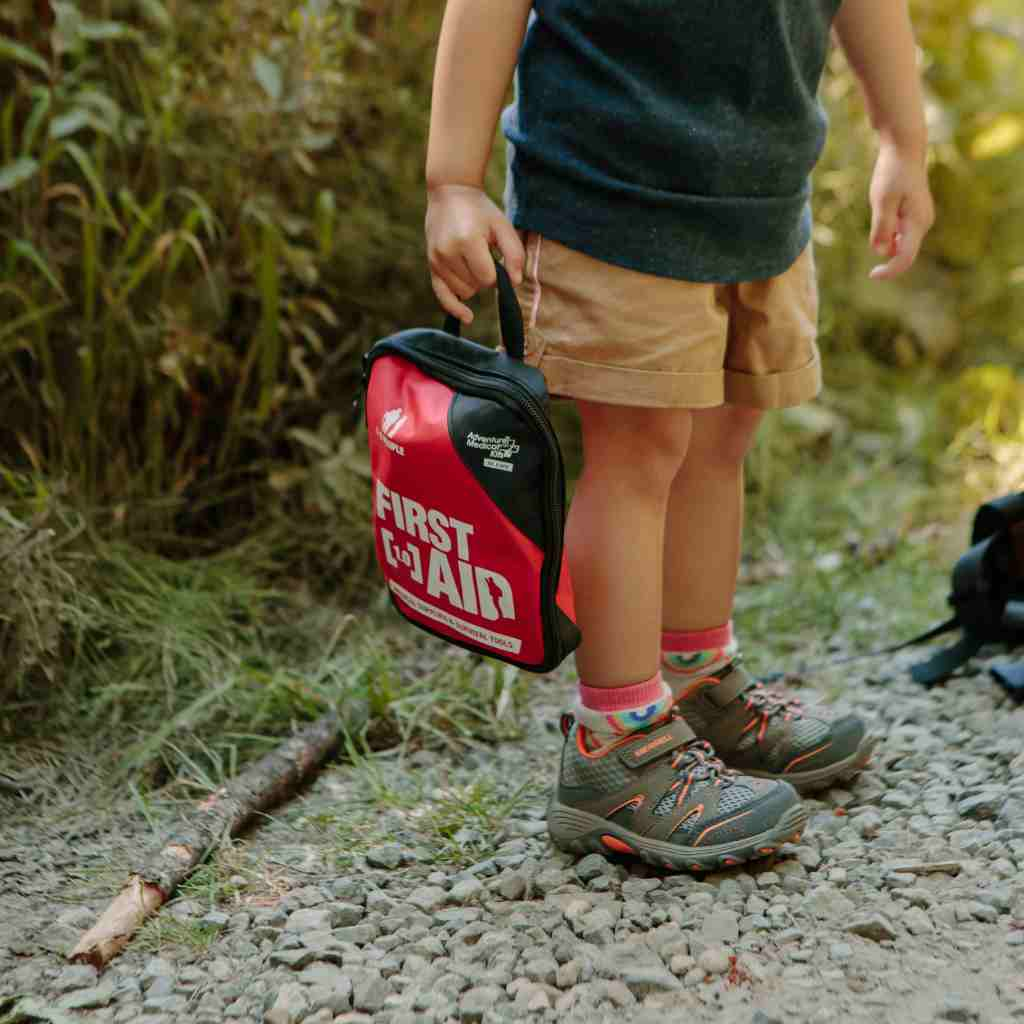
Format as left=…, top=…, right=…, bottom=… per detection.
left=989, top=661, right=1024, bottom=701
left=909, top=630, right=986, bottom=686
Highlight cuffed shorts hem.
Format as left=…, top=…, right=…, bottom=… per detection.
left=723, top=353, right=822, bottom=410
left=526, top=345, right=725, bottom=409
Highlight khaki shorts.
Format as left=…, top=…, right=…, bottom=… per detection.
left=511, top=231, right=822, bottom=409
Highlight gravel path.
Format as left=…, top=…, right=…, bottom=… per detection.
left=2, top=649, right=1023, bottom=1024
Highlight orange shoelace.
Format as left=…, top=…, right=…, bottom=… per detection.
left=739, top=681, right=805, bottom=744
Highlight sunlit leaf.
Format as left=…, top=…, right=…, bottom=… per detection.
left=51, top=2, right=84, bottom=55
left=315, top=189, right=336, bottom=257
left=78, top=20, right=142, bottom=43
left=50, top=109, right=92, bottom=140
left=970, top=114, right=1024, bottom=160
left=0, top=37, right=50, bottom=76
left=288, top=427, right=332, bottom=456
left=8, top=240, right=67, bottom=298
left=136, top=0, right=171, bottom=30
left=62, top=141, right=123, bottom=230
left=0, top=157, right=39, bottom=192
left=0, top=301, right=68, bottom=353
left=252, top=54, right=283, bottom=103
left=76, top=88, right=124, bottom=126
left=21, top=87, right=52, bottom=156
left=301, top=131, right=335, bottom=152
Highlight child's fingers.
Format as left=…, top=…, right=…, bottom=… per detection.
left=869, top=220, right=924, bottom=280
left=429, top=252, right=476, bottom=300
left=491, top=217, right=526, bottom=285
left=870, top=193, right=901, bottom=255
left=431, top=273, right=475, bottom=324
left=463, top=238, right=499, bottom=289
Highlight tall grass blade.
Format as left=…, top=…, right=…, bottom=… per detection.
left=8, top=240, right=67, bottom=298
left=112, top=674, right=242, bottom=783
left=256, top=222, right=281, bottom=420
left=0, top=37, right=51, bottom=77
left=0, top=157, right=39, bottom=192
left=0, top=301, right=67, bottom=353
left=21, top=87, right=52, bottom=157
left=62, top=141, right=123, bottom=231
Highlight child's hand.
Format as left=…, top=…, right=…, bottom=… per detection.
left=867, top=142, right=935, bottom=280
left=425, top=184, right=526, bottom=324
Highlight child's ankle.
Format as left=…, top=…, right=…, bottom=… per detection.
left=661, top=622, right=738, bottom=696
left=573, top=671, right=673, bottom=748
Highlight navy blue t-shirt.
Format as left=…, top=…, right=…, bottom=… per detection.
left=502, top=0, right=843, bottom=282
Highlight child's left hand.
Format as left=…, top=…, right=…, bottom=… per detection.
left=867, top=141, right=935, bottom=280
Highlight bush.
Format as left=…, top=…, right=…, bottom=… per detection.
left=0, top=0, right=442, bottom=567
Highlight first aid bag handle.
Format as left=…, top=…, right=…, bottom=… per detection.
left=443, top=260, right=526, bottom=361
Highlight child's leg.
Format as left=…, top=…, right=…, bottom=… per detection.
left=565, top=399, right=688, bottom=740
left=569, top=399, right=693, bottom=687
left=550, top=398, right=807, bottom=868
left=661, top=404, right=762, bottom=634
left=660, top=407, right=873, bottom=791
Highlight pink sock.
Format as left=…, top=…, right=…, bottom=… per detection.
left=661, top=621, right=738, bottom=692
left=573, top=671, right=673, bottom=742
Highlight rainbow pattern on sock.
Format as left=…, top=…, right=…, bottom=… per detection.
left=661, top=622, right=738, bottom=680
left=603, top=700, right=669, bottom=735
left=574, top=673, right=673, bottom=743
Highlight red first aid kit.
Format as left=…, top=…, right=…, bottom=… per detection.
left=362, top=263, right=580, bottom=672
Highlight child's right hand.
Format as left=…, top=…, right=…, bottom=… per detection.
left=425, top=184, right=525, bottom=325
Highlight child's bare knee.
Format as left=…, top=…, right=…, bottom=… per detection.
left=693, top=405, right=763, bottom=467
left=579, top=402, right=692, bottom=484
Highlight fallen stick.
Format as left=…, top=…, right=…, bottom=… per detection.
left=69, top=708, right=361, bottom=968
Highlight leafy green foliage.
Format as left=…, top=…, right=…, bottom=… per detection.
left=0, top=0, right=441, bottom=553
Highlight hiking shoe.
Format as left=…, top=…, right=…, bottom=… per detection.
left=671, top=659, right=876, bottom=793
left=546, top=711, right=807, bottom=872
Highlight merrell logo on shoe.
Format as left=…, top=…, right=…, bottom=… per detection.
left=632, top=733, right=673, bottom=758
left=377, top=407, right=407, bottom=455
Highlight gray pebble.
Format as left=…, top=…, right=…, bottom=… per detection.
left=58, top=984, right=116, bottom=1011
left=365, top=844, right=408, bottom=870
left=904, top=907, right=934, bottom=935
left=575, top=853, right=612, bottom=882
left=935, top=994, right=981, bottom=1022
left=845, top=914, right=897, bottom=942
left=448, top=878, right=484, bottom=904
left=265, top=982, right=309, bottom=1024
left=829, top=942, right=853, bottom=962
left=406, top=885, right=447, bottom=912
left=494, top=871, right=527, bottom=901
left=697, top=946, right=731, bottom=976
left=54, top=964, right=99, bottom=993
left=701, top=909, right=740, bottom=944
left=460, top=984, right=506, bottom=1021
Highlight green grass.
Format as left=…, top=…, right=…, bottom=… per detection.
left=420, top=777, right=545, bottom=867
left=133, top=916, right=223, bottom=956
left=0, top=521, right=537, bottom=830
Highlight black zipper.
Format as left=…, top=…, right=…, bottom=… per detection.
left=366, top=342, right=569, bottom=667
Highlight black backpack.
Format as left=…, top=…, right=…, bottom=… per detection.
left=906, top=492, right=1024, bottom=699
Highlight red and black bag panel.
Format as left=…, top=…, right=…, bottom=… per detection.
left=362, top=266, right=580, bottom=672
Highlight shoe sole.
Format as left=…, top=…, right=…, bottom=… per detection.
left=743, top=733, right=878, bottom=794
left=547, top=799, right=808, bottom=873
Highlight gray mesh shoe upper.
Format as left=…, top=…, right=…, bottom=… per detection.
left=555, top=711, right=801, bottom=850
left=673, top=660, right=868, bottom=778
